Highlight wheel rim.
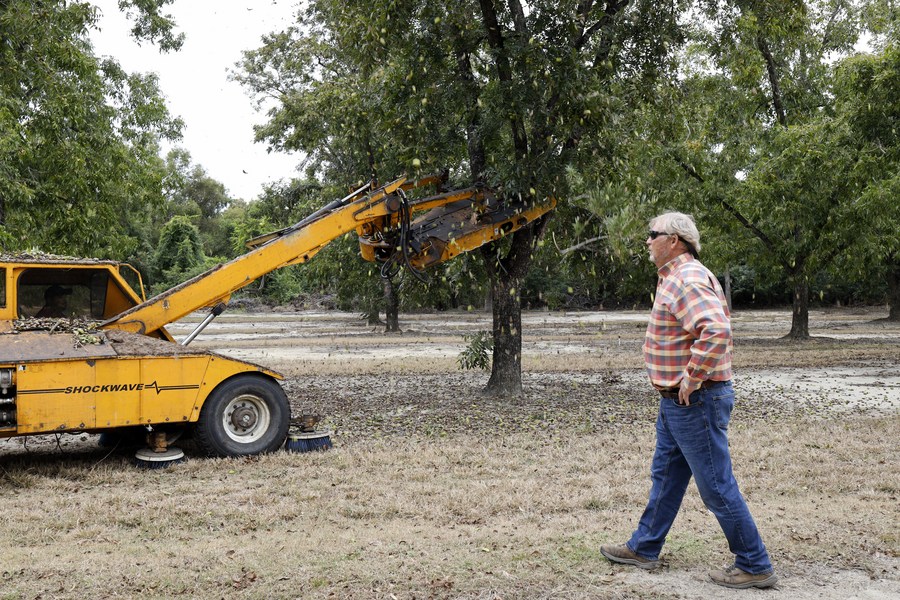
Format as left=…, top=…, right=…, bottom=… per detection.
left=222, top=393, right=272, bottom=443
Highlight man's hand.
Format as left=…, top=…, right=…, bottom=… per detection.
left=678, top=379, right=696, bottom=405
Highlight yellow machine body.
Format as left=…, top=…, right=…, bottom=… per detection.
left=0, top=257, right=279, bottom=439
left=3, top=336, right=277, bottom=438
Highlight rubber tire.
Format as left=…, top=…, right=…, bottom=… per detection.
left=194, top=375, right=290, bottom=457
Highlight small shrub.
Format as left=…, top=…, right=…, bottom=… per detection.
left=457, top=331, right=493, bottom=371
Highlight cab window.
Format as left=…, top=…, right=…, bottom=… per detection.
left=17, top=268, right=110, bottom=319
left=0, top=267, right=6, bottom=308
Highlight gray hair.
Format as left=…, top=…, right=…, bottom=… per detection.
left=651, top=212, right=702, bottom=256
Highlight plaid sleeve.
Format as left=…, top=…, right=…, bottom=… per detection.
left=667, top=280, right=731, bottom=386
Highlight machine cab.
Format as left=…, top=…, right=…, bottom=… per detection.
left=0, top=255, right=147, bottom=332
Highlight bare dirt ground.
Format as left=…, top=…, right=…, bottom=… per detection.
left=0, top=306, right=898, bottom=599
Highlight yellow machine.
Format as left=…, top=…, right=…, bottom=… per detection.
left=0, top=175, right=555, bottom=458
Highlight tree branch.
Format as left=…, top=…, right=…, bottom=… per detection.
left=756, top=33, right=788, bottom=127
left=559, top=234, right=606, bottom=255
left=818, top=235, right=853, bottom=269
left=571, top=0, right=594, bottom=46
left=478, top=0, right=528, bottom=160
left=590, top=0, right=629, bottom=65
left=578, top=19, right=607, bottom=50
left=507, top=0, right=527, bottom=36
left=533, top=0, right=629, bottom=158
left=677, top=159, right=784, bottom=265
left=507, top=212, right=553, bottom=278
left=450, top=23, right=487, bottom=183
left=820, top=3, right=844, bottom=51
left=811, top=188, right=856, bottom=268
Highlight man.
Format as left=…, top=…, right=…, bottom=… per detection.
left=600, top=212, right=777, bottom=589
left=36, top=285, right=71, bottom=318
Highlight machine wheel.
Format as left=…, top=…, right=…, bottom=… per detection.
left=195, top=375, right=290, bottom=457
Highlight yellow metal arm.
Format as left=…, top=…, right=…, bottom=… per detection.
left=102, top=175, right=555, bottom=336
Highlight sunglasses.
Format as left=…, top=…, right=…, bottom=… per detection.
left=648, top=230, right=671, bottom=239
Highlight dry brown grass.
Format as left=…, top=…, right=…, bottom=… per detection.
left=0, top=417, right=896, bottom=599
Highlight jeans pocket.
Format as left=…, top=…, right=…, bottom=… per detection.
left=672, top=397, right=702, bottom=408
left=712, top=394, right=734, bottom=429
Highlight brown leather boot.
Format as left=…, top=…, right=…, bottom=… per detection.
left=600, top=544, right=660, bottom=570
left=709, top=564, right=778, bottom=589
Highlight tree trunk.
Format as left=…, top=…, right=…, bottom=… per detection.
left=787, top=275, right=810, bottom=339
left=723, top=267, right=732, bottom=312
left=384, top=277, right=400, bottom=332
left=888, top=258, right=900, bottom=321
left=464, top=4, right=556, bottom=394
left=486, top=273, right=523, bottom=395
left=480, top=215, right=551, bottom=396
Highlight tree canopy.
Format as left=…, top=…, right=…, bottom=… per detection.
left=562, top=0, right=900, bottom=335
left=0, top=0, right=182, bottom=257
left=236, top=0, right=691, bottom=392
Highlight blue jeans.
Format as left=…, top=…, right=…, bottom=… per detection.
left=626, top=381, right=773, bottom=574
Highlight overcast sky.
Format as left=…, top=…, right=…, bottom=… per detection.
left=90, top=0, right=301, bottom=201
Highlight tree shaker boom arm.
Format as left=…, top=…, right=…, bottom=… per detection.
left=101, top=175, right=555, bottom=337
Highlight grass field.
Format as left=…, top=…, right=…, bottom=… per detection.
left=1, top=307, right=897, bottom=599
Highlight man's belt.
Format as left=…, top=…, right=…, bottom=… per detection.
left=657, top=380, right=729, bottom=399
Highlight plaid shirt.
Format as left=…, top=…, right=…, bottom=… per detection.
left=643, top=252, right=733, bottom=390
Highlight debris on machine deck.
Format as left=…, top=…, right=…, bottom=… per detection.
left=0, top=251, right=114, bottom=265
left=11, top=317, right=105, bottom=348
left=6, top=318, right=195, bottom=356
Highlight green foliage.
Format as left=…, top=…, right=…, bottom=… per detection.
left=259, top=268, right=306, bottom=305
left=502, top=166, right=662, bottom=310
left=0, top=0, right=182, bottom=258
left=213, top=200, right=249, bottom=257
left=241, top=0, right=683, bottom=196
left=458, top=331, right=493, bottom=371
left=228, top=189, right=387, bottom=310
left=160, top=149, right=236, bottom=257
left=305, top=236, right=383, bottom=312
left=834, top=43, right=900, bottom=253
left=725, top=264, right=787, bottom=306
left=6, top=0, right=895, bottom=321
left=567, top=0, right=900, bottom=330
left=151, top=215, right=206, bottom=292
left=228, top=179, right=351, bottom=306
left=151, top=258, right=215, bottom=296
left=117, top=0, right=185, bottom=52
left=252, top=179, right=324, bottom=226
left=155, top=216, right=204, bottom=272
